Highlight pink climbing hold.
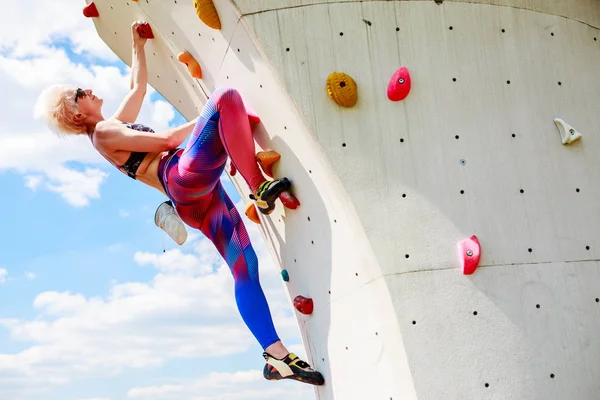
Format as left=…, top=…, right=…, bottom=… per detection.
left=387, top=66, right=411, bottom=102
left=293, top=295, right=314, bottom=315
left=458, top=235, right=481, bottom=275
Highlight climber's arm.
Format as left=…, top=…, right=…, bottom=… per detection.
left=112, top=21, right=148, bottom=123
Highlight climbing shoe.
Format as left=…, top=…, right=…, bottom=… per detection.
left=249, top=178, right=291, bottom=215
left=154, top=200, right=188, bottom=245
left=263, top=352, right=325, bottom=386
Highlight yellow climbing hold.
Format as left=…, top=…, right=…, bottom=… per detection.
left=326, top=72, right=358, bottom=107
left=194, top=0, right=221, bottom=30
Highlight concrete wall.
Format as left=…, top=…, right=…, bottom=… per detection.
left=88, top=0, right=600, bottom=399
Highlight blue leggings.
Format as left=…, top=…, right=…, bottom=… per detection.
left=158, top=87, right=280, bottom=349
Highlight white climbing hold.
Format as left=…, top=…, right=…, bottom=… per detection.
left=554, top=118, right=582, bottom=145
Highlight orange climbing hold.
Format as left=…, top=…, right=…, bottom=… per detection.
left=326, top=72, right=358, bottom=107
left=256, top=150, right=281, bottom=179
left=244, top=202, right=260, bottom=224
left=83, top=2, right=99, bottom=18
left=194, top=0, right=221, bottom=30
left=293, top=295, right=314, bottom=315
left=178, top=51, right=203, bottom=79
left=136, top=23, right=154, bottom=39
left=458, top=235, right=481, bottom=275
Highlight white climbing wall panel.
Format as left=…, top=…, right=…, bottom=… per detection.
left=87, top=0, right=600, bottom=399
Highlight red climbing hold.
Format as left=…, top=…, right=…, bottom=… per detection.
left=279, top=191, right=300, bottom=210
left=83, top=2, right=99, bottom=18
left=387, top=66, right=411, bottom=102
left=136, top=23, right=154, bottom=39
left=293, top=295, right=314, bottom=315
left=458, top=235, right=481, bottom=275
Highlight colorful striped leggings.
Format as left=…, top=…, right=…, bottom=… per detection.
left=157, top=87, right=279, bottom=350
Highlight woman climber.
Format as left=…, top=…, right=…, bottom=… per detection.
left=35, top=20, right=324, bottom=386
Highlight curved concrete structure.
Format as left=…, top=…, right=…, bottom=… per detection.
left=86, top=0, right=600, bottom=398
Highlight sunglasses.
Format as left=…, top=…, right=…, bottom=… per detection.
left=74, top=88, right=87, bottom=103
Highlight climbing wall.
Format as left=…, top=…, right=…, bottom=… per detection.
left=85, top=0, right=600, bottom=399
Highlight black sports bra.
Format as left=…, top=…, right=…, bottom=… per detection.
left=89, top=122, right=154, bottom=180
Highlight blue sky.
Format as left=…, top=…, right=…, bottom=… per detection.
left=0, top=1, right=311, bottom=399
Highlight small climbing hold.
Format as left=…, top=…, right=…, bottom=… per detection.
left=387, top=66, right=411, bottom=101
left=256, top=150, right=281, bottom=179
left=194, top=0, right=221, bottom=30
left=228, top=161, right=237, bottom=176
left=281, top=269, right=290, bottom=282
left=244, top=202, right=260, bottom=224
left=279, top=191, right=300, bottom=210
left=293, top=295, right=314, bottom=315
left=177, top=51, right=202, bottom=79
left=554, top=118, right=582, bottom=145
left=83, top=2, right=99, bottom=18
left=326, top=72, right=358, bottom=107
left=458, top=235, right=481, bottom=275
left=136, top=23, right=154, bottom=39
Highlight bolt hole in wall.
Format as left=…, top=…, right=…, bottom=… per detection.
left=473, top=311, right=478, bottom=316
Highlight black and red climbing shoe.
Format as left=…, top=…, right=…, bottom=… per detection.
left=262, top=352, right=325, bottom=386
left=250, top=178, right=291, bottom=215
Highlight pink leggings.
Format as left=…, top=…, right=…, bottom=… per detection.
left=157, top=87, right=279, bottom=349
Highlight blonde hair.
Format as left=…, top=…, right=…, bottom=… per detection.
left=34, top=84, right=87, bottom=136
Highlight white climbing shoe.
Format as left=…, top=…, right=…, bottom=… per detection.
left=154, top=201, right=188, bottom=245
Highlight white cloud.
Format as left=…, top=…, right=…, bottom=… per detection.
left=126, top=369, right=313, bottom=400
left=0, top=0, right=116, bottom=61
left=0, top=214, right=300, bottom=397
left=0, top=269, right=7, bottom=283
left=0, top=1, right=177, bottom=207
left=76, top=398, right=111, bottom=400
left=119, top=210, right=130, bottom=218
left=25, top=272, right=36, bottom=280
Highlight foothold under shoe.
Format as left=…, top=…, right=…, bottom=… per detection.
left=387, top=66, right=411, bottom=101
left=554, top=118, right=582, bottom=145
left=244, top=202, right=260, bottom=224
left=83, top=2, right=99, bottom=18
left=178, top=51, right=202, bottom=79
left=279, top=191, right=300, bottom=210
left=194, top=0, right=221, bottom=30
left=326, top=72, right=358, bottom=107
left=458, top=235, right=481, bottom=275
left=293, top=295, right=314, bottom=315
